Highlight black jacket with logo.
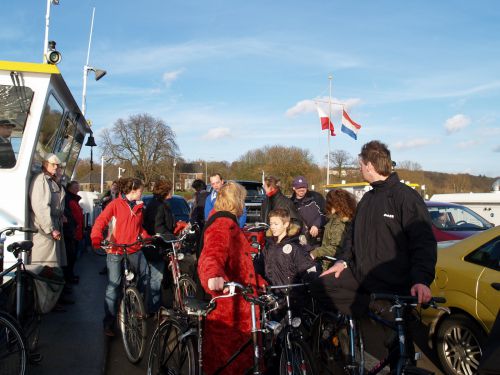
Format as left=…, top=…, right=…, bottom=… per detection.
left=337, top=172, right=436, bottom=294
left=254, top=224, right=319, bottom=286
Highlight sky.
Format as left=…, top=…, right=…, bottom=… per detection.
left=2, top=1, right=500, bottom=178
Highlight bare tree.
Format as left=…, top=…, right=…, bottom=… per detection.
left=397, top=160, right=422, bottom=171
left=233, top=145, right=319, bottom=193
left=100, top=113, right=179, bottom=185
left=327, top=150, right=355, bottom=182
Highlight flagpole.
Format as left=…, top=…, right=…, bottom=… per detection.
left=327, top=74, right=332, bottom=186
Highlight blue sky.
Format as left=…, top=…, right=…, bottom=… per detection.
left=2, top=1, right=500, bottom=178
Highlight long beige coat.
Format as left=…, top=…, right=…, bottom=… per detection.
left=29, top=172, right=67, bottom=267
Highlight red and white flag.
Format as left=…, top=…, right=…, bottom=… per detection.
left=316, top=105, right=335, bottom=136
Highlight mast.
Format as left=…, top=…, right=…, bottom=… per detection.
left=327, top=74, right=333, bottom=186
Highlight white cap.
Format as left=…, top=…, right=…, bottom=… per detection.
left=44, top=153, right=62, bottom=165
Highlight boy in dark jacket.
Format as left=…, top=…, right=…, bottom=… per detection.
left=255, top=208, right=319, bottom=286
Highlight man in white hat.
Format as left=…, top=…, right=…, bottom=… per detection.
left=29, top=153, right=67, bottom=268
left=0, top=119, right=17, bottom=168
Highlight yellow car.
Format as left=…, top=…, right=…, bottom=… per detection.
left=424, top=225, right=500, bottom=375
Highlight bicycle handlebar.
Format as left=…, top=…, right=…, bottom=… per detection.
left=315, top=255, right=337, bottom=263
left=266, top=283, right=309, bottom=291
left=0, top=227, right=38, bottom=236
left=153, top=231, right=189, bottom=244
left=101, top=237, right=152, bottom=248
left=371, top=293, right=446, bottom=306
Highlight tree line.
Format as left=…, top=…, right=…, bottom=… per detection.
left=74, top=113, right=497, bottom=196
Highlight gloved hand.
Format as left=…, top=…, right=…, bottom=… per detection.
left=91, top=237, right=103, bottom=249
left=174, top=221, right=189, bottom=235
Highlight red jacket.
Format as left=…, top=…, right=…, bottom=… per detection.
left=198, top=214, right=266, bottom=375
left=91, top=197, right=149, bottom=254
left=68, top=198, right=84, bottom=241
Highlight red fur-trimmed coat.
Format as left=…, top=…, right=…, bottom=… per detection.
left=198, top=214, right=266, bottom=375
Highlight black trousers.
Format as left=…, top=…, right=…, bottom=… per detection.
left=309, top=267, right=370, bottom=318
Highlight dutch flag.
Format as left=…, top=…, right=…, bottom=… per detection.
left=341, top=109, right=362, bottom=140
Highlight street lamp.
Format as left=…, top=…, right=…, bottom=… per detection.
left=81, top=8, right=106, bottom=116
left=118, top=167, right=126, bottom=179
left=82, top=65, right=106, bottom=116
left=100, top=155, right=112, bottom=194
left=172, top=159, right=177, bottom=195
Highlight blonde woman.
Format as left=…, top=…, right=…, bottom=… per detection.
left=198, top=181, right=266, bottom=374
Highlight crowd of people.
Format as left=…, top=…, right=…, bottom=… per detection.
left=26, top=139, right=438, bottom=373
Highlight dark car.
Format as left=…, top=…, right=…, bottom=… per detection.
left=233, top=180, right=265, bottom=223
left=205, top=180, right=265, bottom=223
left=426, top=201, right=494, bottom=242
left=142, top=194, right=190, bottom=223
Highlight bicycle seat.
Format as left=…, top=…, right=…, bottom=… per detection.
left=7, top=240, right=34, bottom=257
left=184, top=296, right=212, bottom=315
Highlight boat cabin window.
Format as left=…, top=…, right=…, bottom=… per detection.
left=0, top=84, right=34, bottom=169
left=36, top=94, right=64, bottom=166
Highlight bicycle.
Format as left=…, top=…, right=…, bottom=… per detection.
left=0, top=226, right=41, bottom=375
left=153, top=230, right=197, bottom=312
left=147, top=281, right=283, bottom=375
left=266, top=283, right=318, bottom=375
left=310, top=290, right=448, bottom=375
left=101, top=237, right=152, bottom=364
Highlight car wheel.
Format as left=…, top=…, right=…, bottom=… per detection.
left=436, top=314, right=487, bottom=375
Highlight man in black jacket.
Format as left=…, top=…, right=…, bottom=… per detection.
left=311, top=140, right=437, bottom=317
left=291, top=175, right=326, bottom=248
left=260, top=176, right=301, bottom=226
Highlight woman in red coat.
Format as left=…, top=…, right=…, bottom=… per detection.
left=198, top=181, right=266, bottom=375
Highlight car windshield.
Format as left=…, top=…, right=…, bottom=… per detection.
left=428, top=205, right=493, bottom=231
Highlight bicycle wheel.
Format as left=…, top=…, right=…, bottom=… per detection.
left=147, top=317, right=197, bottom=375
left=119, top=286, right=147, bottom=363
left=0, top=313, right=28, bottom=375
left=337, top=324, right=365, bottom=375
left=175, top=276, right=197, bottom=310
left=279, top=333, right=318, bottom=375
left=21, top=274, right=41, bottom=352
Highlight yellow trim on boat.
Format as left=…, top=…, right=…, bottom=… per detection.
left=0, top=61, right=60, bottom=74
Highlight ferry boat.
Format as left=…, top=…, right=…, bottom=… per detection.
left=0, top=60, right=92, bottom=270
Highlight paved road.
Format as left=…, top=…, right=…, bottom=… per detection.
left=31, top=249, right=107, bottom=375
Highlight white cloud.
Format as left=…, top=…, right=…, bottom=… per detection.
left=392, top=138, right=436, bottom=150
left=493, top=145, right=500, bottom=153
left=445, top=114, right=471, bottom=134
left=162, top=68, right=185, bottom=86
left=286, top=97, right=362, bottom=117
left=202, top=127, right=232, bottom=140
left=457, top=140, right=480, bottom=149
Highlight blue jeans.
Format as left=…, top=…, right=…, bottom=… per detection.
left=103, top=251, right=149, bottom=327
left=147, top=260, right=165, bottom=313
